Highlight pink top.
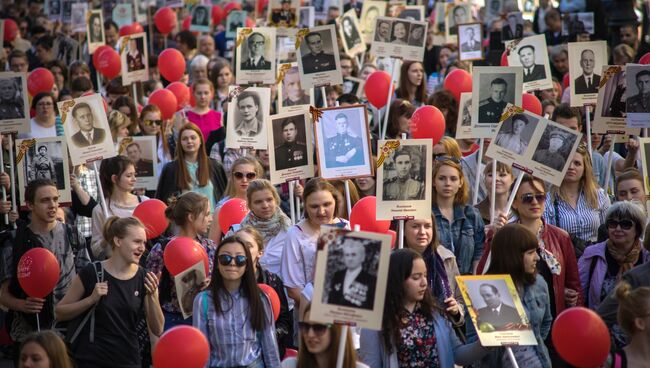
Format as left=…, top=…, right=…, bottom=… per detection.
left=186, top=110, right=222, bottom=141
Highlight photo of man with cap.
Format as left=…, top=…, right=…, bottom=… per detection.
left=532, top=128, right=572, bottom=171
left=626, top=69, right=650, bottom=113
left=271, top=0, right=297, bottom=27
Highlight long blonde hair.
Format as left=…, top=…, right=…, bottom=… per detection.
left=551, top=143, right=599, bottom=209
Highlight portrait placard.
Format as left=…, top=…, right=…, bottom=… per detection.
left=298, top=6, right=315, bottom=28
left=625, top=64, right=650, bottom=128
left=458, top=23, right=483, bottom=62
left=59, top=93, right=117, bottom=166
left=268, top=110, right=315, bottom=184
left=639, top=138, right=650, bottom=195
left=370, top=17, right=427, bottom=62
left=61, top=0, right=74, bottom=23
left=297, top=25, right=343, bottom=88
left=562, top=12, right=595, bottom=36
left=396, top=5, right=424, bottom=21
left=485, top=0, right=503, bottom=23
left=431, top=2, right=447, bottom=45
left=87, top=9, right=106, bottom=54
left=486, top=109, right=582, bottom=186
left=71, top=2, right=88, bottom=33
left=470, top=66, right=523, bottom=138
left=568, top=41, right=608, bottom=107
left=134, top=0, right=151, bottom=24
left=501, top=11, right=524, bottom=41
left=117, top=136, right=158, bottom=191
left=342, top=77, right=366, bottom=99
left=277, top=33, right=299, bottom=65
left=455, top=92, right=474, bottom=139
left=594, top=65, right=640, bottom=136
left=112, top=3, right=133, bottom=28
left=505, top=34, right=553, bottom=91
left=16, top=136, right=72, bottom=208
left=190, top=4, right=211, bottom=33
left=174, top=260, right=206, bottom=319
left=268, top=0, right=300, bottom=28
left=338, top=9, right=366, bottom=57
left=360, top=1, right=387, bottom=44
left=457, top=275, right=538, bottom=347
left=119, top=33, right=149, bottom=86
left=226, top=11, right=247, bottom=39
left=313, top=105, right=373, bottom=180
left=445, top=3, right=471, bottom=45
left=226, top=86, right=271, bottom=150
left=311, top=229, right=391, bottom=330
left=47, top=0, right=62, bottom=21
left=0, top=72, right=30, bottom=134
left=277, top=62, right=314, bottom=113
left=375, top=139, right=432, bottom=220
left=235, top=27, right=277, bottom=85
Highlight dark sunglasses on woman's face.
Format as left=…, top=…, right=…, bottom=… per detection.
left=433, top=154, right=460, bottom=163
left=520, top=193, right=546, bottom=204
left=298, top=322, right=331, bottom=336
left=606, top=219, right=634, bottom=230
left=233, top=172, right=256, bottom=180
left=217, top=254, right=247, bottom=267
left=143, top=119, right=162, bottom=126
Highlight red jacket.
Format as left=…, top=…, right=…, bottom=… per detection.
left=477, top=222, right=584, bottom=314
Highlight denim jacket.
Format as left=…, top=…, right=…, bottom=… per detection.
left=432, top=204, right=485, bottom=275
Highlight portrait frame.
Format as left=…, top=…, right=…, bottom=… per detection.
left=445, top=3, right=472, bottom=45
left=311, top=229, right=391, bottom=330
left=505, top=34, right=553, bottom=92
left=457, top=274, right=538, bottom=347
left=225, top=86, right=271, bottom=150
left=485, top=0, right=503, bottom=23
left=16, top=136, right=72, bottom=209
left=267, top=109, right=315, bottom=185
left=562, top=12, right=595, bottom=36
left=87, top=9, right=106, bottom=54
left=267, top=0, right=300, bottom=28
left=470, top=66, right=523, bottom=138
left=190, top=4, right=212, bottom=33
left=375, top=139, right=432, bottom=220
left=396, top=5, right=425, bottom=21
left=235, top=27, right=277, bottom=85
left=568, top=40, right=608, bottom=107
left=313, top=104, right=373, bottom=180
left=501, top=11, right=524, bottom=42
left=594, top=65, right=639, bottom=137
left=112, top=3, right=133, bottom=29
left=298, top=6, right=315, bottom=28
left=455, top=92, right=474, bottom=139
left=370, top=17, right=428, bottom=62
left=360, top=1, right=387, bottom=44
left=71, top=2, right=88, bottom=33
left=625, top=64, right=650, bottom=128
left=338, top=9, right=366, bottom=57
left=431, top=2, right=447, bottom=45
left=277, top=62, right=314, bottom=113
left=174, top=260, right=206, bottom=319
left=297, top=24, right=343, bottom=89
left=458, top=22, right=483, bottom=62
left=0, top=72, right=30, bottom=134
left=59, top=93, right=117, bottom=166
left=119, top=33, right=149, bottom=86
left=226, top=11, right=247, bottom=39
left=47, top=0, right=63, bottom=21
left=117, top=136, right=158, bottom=191
left=61, top=0, right=74, bottom=23
left=342, top=76, right=366, bottom=99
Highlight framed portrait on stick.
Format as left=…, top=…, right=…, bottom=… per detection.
left=505, top=34, right=553, bottom=92
left=174, top=260, right=206, bottom=319
left=359, top=1, right=386, bottom=44
left=370, top=17, right=427, bottom=62
left=296, top=25, right=343, bottom=88
left=445, top=3, right=471, bottom=45
left=235, top=27, right=277, bottom=85
left=119, top=33, right=149, bottom=86
left=458, top=23, right=483, bottom=62
left=277, top=62, right=314, bottom=113
left=268, top=109, right=315, bottom=185
left=117, top=136, right=158, bottom=191
left=0, top=72, right=30, bottom=134
left=71, top=2, right=88, bottom=34
left=313, top=104, right=373, bottom=180
left=455, top=92, right=474, bottom=139
left=87, top=9, right=105, bottom=54
left=625, top=64, right=650, bottom=128
left=470, top=66, right=523, bottom=138
left=226, top=11, right=247, bottom=39
left=225, top=86, right=271, bottom=150
left=267, top=0, right=300, bottom=28
left=16, top=136, right=72, bottom=209
left=311, top=229, right=391, bottom=330
left=593, top=65, right=640, bottom=138
left=396, top=5, right=425, bottom=21
left=568, top=40, right=608, bottom=107
left=375, top=139, right=432, bottom=220
left=338, top=9, right=366, bottom=57
left=190, top=4, right=212, bottom=33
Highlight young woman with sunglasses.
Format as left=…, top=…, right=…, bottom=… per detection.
left=596, top=169, right=646, bottom=242
left=193, top=235, right=281, bottom=367
left=156, top=123, right=228, bottom=211
left=431, top=158, right=485, bottom=275
left=139, top=104, right=174, bottom=172
left=208, top=156, right=264, bottom=244
left=184, top=78, right=222, bottom=143
left=578, top=201, right=650, bottom=310
left=359, top=249, right=486, bottom=368
left=284, top=303, right=368, bottom=368
left=146, top=192, right=215, bottom=330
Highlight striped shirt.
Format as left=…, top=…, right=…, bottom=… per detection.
left=193, top=289, right=281, bottom=368
left=543, top=189, right=610, bottom=243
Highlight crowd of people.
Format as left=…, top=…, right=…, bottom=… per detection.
left=1, top=0, right=650, bottom=367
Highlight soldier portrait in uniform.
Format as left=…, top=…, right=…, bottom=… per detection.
left=0, top=76, right=26, bottom=121
left=325, top=113, right=364, bottom=168
left=325, top=239, right=378, bottom=310
left=569, top=41, right=607, bottom=106
left=458, top=23, right=482, bottom=61
left=273, top=117, right=308, bottom=170
left=532, top=127, right=577, bottom=172
left=117, top=135, right=158, bottom=190
left=120, top=33, right=149, bottom=85
left=494, top=113, right=535, bottom=155
left=226, top=11, right=246, bottom=39
left=471, top=67, right=522, bottom=134
left=382, top=148, right=425, bottom=201
left=278, top=64, right=312, bottom=111
left=241, top=32, right=272, bottom=71
left=447, top=4, right=470, bottom=37
left=626, top=69, right=650, bottom=113
left=17, top=136, right=71, bottom=206
left=478, top=78, right=509, bottom=124
left=269, top=0, right=298, bottom=27
left=301, top=31, right=336, bottom=74
left=28, top=145, right=58, bottom=184
left=126, top=141, right=154, bottom=177
left=126, top=38, right=145, bottom=72
left=501, top=12, right=523, bottom=41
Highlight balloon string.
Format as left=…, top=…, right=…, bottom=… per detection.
left=36, top=313, right=40, bottom=332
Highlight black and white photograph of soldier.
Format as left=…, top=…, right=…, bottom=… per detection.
left=382, top=146, right=425, bottom=201
left=273, top=116, right=308, bottom=170
left=125, top=141, right=154, bottom=177
left=69, top=102, right=107, bottom=148
left=494, top=113, right=536, bottom=155
left=0, top=76, right=25, bottom=120
left=532, top=126, right=578, bottom=171
left=280, top=65, right=311, bottom=107
left=191, top=5, right=210, bottom=27
left=325, top=112, right=364, bottom=168
left=270, top=0, right=297, bottom=27
left=478, top=76, right=514, bottom=124
left=234, top=90, right=264, bottom=137
left=626, top=68, right=650, bottom=113
left=407, top=24, right=426, bottom=47
left=300, top=30, right=337, bottom=74
left=448, top=4, right=470, bottom=36
left=341, top=15, right=362, bottom=51
left=226, top=11, right=246, bottom=39
left=458, top=23, right=482, bottom=61
left=240, top=32, right=272, bottom=71
left=374, top=19, right=392, bottom=43
left=502, top=12, right=524, bottom=41
left=88, top=11, right=104, bottom=43
left=25, top=144, right=64, bottom=188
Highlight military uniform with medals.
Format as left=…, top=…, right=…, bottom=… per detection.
left=302, top=52, right=336, bottom=74
left=275, top=141, right=308, bottom=170
left=626, top=93, right=650, bottom=113
left=325, top=133, right=363, bottom=167
left=0, top=100, right=23, bottom=119
left=478, top=98, right=507, bottom=124
left=383, top=176, right=424, bottom=201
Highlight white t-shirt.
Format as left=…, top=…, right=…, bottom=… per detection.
left=259, top=230, right=288, bottom=276
left=19, top=118, right=57, bottom=139
left=281, top=357, right=369, bottom=368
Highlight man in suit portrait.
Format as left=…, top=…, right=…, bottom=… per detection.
left=574, top=49, right=601, bottom=94
left=70, top=102, right=106, bottom=148
left=502, top=12, right=523, bottom=40
left=518, top=45, right=546, bottom=82
left=460, top=27, right=480, bottom=52
left=229, top=11, right=244, bottom=33
left=275, top=118, right=308, bottom=170
left=374, top=20, right=392, bottom=43
left=449, top=5, right=468, bottom=36
left=126, top=142, right=154, bottom=177
left=626, top=70, right=650, bottom=113
left=476, top=284, right=520, bottom=330
left=301, top=32, right=336, bottom=74
left=328, top=241, right=376, bottom=310
left=241, top=32, right=271, bottom=70
left=271, top=0, right=296, bottom=27
left=235, top=91, right=263, bottom=137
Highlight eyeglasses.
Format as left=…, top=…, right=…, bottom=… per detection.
left=217, top=254, right=247, bottom=267
left=233, top=172, right=257, bottom=180
left=298, top=322, right=331, bottom=336
left=606, top=219, right=635, bottom=230
left=433, top=154, right=460, bottom=163
left=520, top=193, right=546, bottom=204
left=143, top=119, right=162, bottom=126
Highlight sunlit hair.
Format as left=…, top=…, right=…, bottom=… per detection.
left=432, top=158, right=469, bottom=205
left=176, top=123, right=210, bottom=190
left=20, top=331, right=74, bottom=368
left=224, top=156, right=265, bottom=199
left=482, top=160, right=513, bottom=177
left=246, top=179, right=280, bottom=209
left=165, top=192, right=210, bottom=228
left=551, top=144, right=598, bottom=209
left=102, top=216, right=145, bottom=249
left=511, top=174, right=546, bottom=218
left=615, top=281, right=650, bottom=336
left=437, top=136, right=462, bottom=160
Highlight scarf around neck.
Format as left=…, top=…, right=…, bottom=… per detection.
left=607, top=239, right=642, bottom=277
left=240, top=209, right=291, bottom=242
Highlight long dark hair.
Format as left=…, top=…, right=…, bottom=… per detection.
left=210, top=235, right=267, bottom=332
left=382, top=249, right=440, bottom=353
left=99, top=155, right=134, bottom=201
left=486, top=224, right=538, bottom=286
left=396, top=61, right=427, bottom=104
left=176, top=123, right=210, bottom=190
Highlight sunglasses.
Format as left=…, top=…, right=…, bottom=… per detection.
left=298, top=322, right=331, bottom=336
left=606, top=219, right=635, bottom=230
left=143, top=119, right=162, bottom=126
left=433, top=154, right=460, bottom=164
left=233, top=172, right=257, bottom=180
left=217, top=254, right=247, bottom=267
left=520, top=193, right=546, bottom=204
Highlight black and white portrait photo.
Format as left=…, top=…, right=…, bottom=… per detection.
left=626, top=66, right=650, bottom=113
left=446, top=4, right=470, bottom=37
left=391, top=20, right=410, bottom=45
left=486, top=0, right=502, bottom=22
left=506, top=34, right=552, bottom=91
left=241, top=32, right=272, bottom=70
left=458, top=23, right=482, bottom=61
left=87, top=10, right=105, bottom=49
left=371, top=17, right=428, bottom=61
left=407, top=24, right=425, bottom=47
left=268, top=111, right=314, bottom=184
left=0, top=73, right=29, bottom=133
left=297, top=25, right=342, bottom=88
left=360, top=1, right=385, bottom=44
left=501, top=12, right=524, bottom=41
left=69, top=102, right=106, bottom=148
left=120, top=33, right=149, bottom=85
left=298, top=6, right=315, bottom=28
left=48, top=0, right=62, bottom=20
left=226, top=11, right=246, bottom=39
left=455, top=92, right=475, bottom=139
left=396, top=6, right=424, bottom=21
left=61, top=0, right=74, bottom=23
left=236, top=27, right=277, bottom=85
left=594, top=65, right=632, bottom=135
left=268, top=0, right=299, bottom=27
left=71, top=2, right=87, bottom=33
left=118, top=135, right=158, bottom=190
left=226, top=86, right=271, bottom=150
left=494, top=113, right=537, bottom=155
left=174, top=260, right=206, bottom=319
left=464, top=280, right=523, bottom=331
left=569, top=41, right=608, bottom=106
left=339, top=9, right=365, bottom=56
left=16, top=137, right=71, bottom=207
left=532, top=126, right=578, bottom=172
left=562, top=12, right=595, bottom=36
left=471, top=67, right=523, bottom=137
left=190, top=4, right=211, bottom=33
left=600, top=67, right=626, bottom=118
left=343, top=77, right=365, bottom=98
left=278, top=63, right=313, bottom=111
left=374, top=18, right=392, bottom=43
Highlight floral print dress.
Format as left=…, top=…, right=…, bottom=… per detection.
left=396, top=305, right=440, bottom=368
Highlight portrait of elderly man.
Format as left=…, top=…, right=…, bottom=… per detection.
left=518, top=45, right=546, bottom=82
left=574, top=49, right=601, bottom=94
left=241, top=32, right=271, bottom=70
left=627, top=70, right=650, bottom=113
left=327, top=240, right=376, bottom=310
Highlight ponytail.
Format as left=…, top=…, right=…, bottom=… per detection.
left=102, top=216, right=145, bottom=249
left=615, top=281, right=650, bottom=336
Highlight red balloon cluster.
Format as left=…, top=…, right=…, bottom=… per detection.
left=27, top=68, right=54, bottom=96
left=133, top=199, right=169, bottom=239
left=154, top=7, right=177, bottom=35
left=218, top=198, right=249, bottom=233
left=3, top=19, right=18, bottom=42
left=95, top=47, right=121, bottom=79
left=258, top=284, right=280, bottom=321
left=167, top=82, right=191, bottom=111
left=153, top=326, right=209, bottom=368
left=364, top=71, right=393, bottom=108
left=522, top=93, right=542, bottom=116
left=245, top=17, right=256, bottom=28
left=158, top=48, right=186, bottom=82
left=410, top=105, right=446, bottom=145
left=212, top=5, right=225, bottom=25
left=443, top=69, right=472, bottom=103
left=163, top=237, right=209, bottom=276
left=349, top=196, right=390, bottom=233
left=17, top=248, right=60, bottom=299
left=148, top=89, right=178, bottom=120
left=552, top=307, right=610, bottom=368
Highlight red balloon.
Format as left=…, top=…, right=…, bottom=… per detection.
left=364, top=71, right=393, bottom=108
left=148, top=89, right=178, bottom=120
left=258, top=284, right=280, bottom=321
left=522, top=93, right=542, bottom=116
left=3, top=19, right=18, bottom=42
left=163, top=237, right=209, bottom=276
left=158, top=48, right=186, bottom=82
left=285, top=348, right=298, bottom=358
left=410, top=105, right=446, bottom=145
left=256, top=0, right=269, bottom=15
left=182, top=16, right=192, bottom=31
left=218, top=198, right=249, bottom=233
left=552, top=307, right=610, bottom=367
left=133, top=199, right=169, bottom=239
left=443, top=69, right=472, bottom=103
left=17, top=248, right=60, bottom=298
left=27, top=68, right=54, bottom=96
left=386, top=230, right=397, bottom=249
left=500, top=50, right=508, bottom=66
left=223, top=1, right=242, bottom=15
left=350, top=196, right=390, bottom=233
left=154, top=7, right=177, bottom=34
left=562, top=73, right=570, bottom=89
left=640, top=52, right=650, bottom=65
left=92, top=45, right=112, bottom=67
left=96, top=48, right=121, bottom=79
left=245, top=17, right=255, bottom=28
left=153, top=326, right=209, bottom=368
left=166, top=82, right=190, bottom=111
left=119, top=24, right=136, bottom=37
left=132, top=22, right=144, bottom=33
left=211, top=5, right=225, bottom=25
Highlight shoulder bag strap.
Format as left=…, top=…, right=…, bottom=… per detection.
left=69, top=262, right=103, bottom=344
